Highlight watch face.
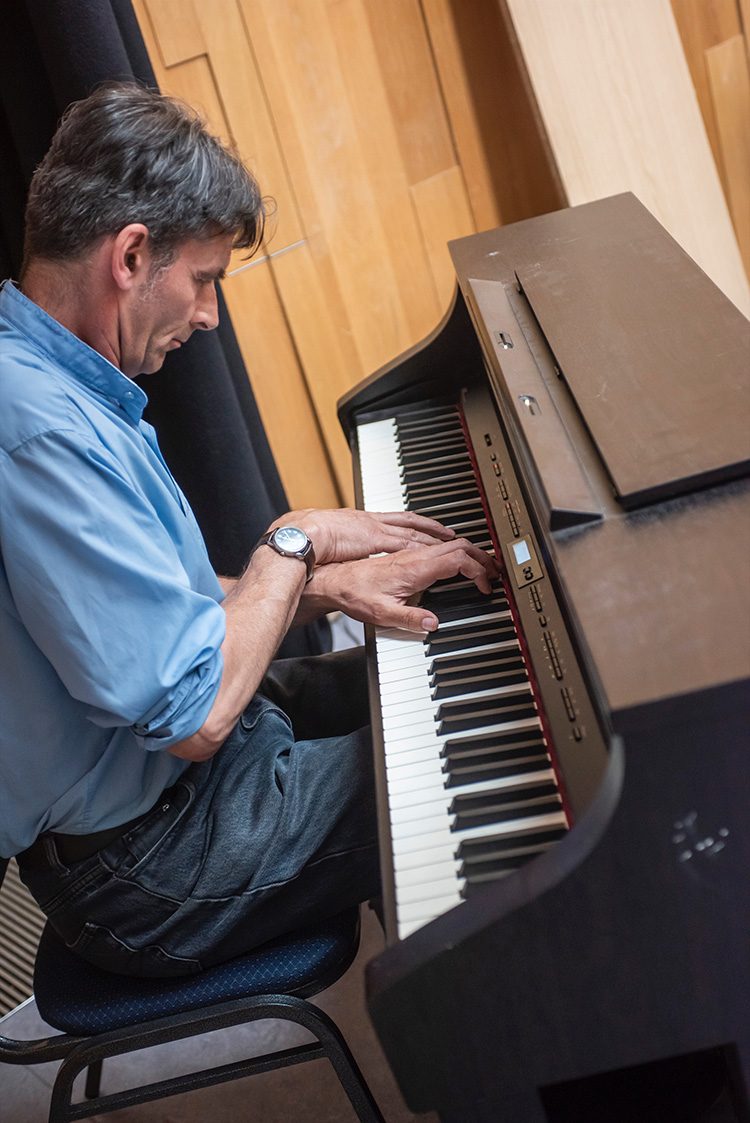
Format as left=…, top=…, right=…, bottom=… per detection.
left=274, top=526, right=308, bottom=552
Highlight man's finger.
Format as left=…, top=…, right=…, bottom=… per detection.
left=371, top=511, right=456, bottom=540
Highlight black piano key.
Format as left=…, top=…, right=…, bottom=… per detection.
left=402, top=465, right=474, bottom=486
left=450, top=784, right=562, bottom=830
left=399, top=439, right=467, bottom=464
left=422, top=583, right=506, bottom=609
left=394, top=403, right=459, bottom=423
left=440, top=727, right=545, bottom=760
left=437, top=696, right=538, bottom=735
left=406, top=480, right=478, bottom=502
left=444, top=752, right=550, bottom=787
left=400, top=437, right=469, bottom=457
left=457, top=827, right=566, bottom=866
left=427, top=598, right=508, bottom=625
left=445, top=517, right=487, bottom=533
left=425, top=618, right=518, bottom=655
left=396, top=418, right=461, bottom=441
left=458, top=836, right=561, bottom=892
left=405, top=479, right=476, bottom=502
left=460, top=870, right=515, bottom=896
left=413, top=499, right=485, bottom=522
left=432, top=665, right=529, bottom=699
left=422, top=600, right=506, bottom=621
left=429, top=645, right=521, bottom=680
left=422, top=574, right=491, bottom=601
left=456, top=530, right=493, bottom=548
left=395, top=406, right=459, bottom=426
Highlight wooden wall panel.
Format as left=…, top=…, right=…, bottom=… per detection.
left=706, top=34, right=750, bottom=280
left=221, top=261, right=340, bottom=509
left=192, top=0, right=304, bottom=253
left=143, top=0, right=205, bottom=66
left=422, top=0, right=565, bottom=229
left=671, top=0, right=750, bottom=281
left=362, top=0, right=455, bottom=184
left=503, top=0, right=750, bottom=317
left=669, top=0, right=742, bottom=191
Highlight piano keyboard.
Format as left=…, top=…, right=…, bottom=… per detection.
left=358, top=405, right=569, bottom=939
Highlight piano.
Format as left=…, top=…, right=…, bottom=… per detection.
left=337, top=194, right=750, bottom=1123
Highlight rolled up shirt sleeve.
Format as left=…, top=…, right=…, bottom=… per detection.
left=1, top=427, right=227, bottom=750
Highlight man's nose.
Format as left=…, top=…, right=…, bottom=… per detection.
left=192, top=284, right=220, bottom=331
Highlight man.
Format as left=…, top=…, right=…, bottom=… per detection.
left=0, top=84, right=497, bottom=976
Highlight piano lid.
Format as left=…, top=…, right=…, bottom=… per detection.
left=455, top=194, right=750, bottom=511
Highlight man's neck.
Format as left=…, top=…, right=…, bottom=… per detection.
left=21, top=256, right=122, bottom=370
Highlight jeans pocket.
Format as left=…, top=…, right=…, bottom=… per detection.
left=70, top=921, right=202, bottom=977
left=240, top=693, right=292, bottom=734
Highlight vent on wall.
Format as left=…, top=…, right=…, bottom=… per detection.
left=0, top=860, right=45, bottom=1017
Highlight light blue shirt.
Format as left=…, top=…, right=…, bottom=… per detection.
left=0, top=281, right=227, bottom=856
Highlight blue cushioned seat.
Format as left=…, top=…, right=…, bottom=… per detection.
left=34, top=908, right=360, bottom=1036
left=0, top=889, right=385, bottom=1123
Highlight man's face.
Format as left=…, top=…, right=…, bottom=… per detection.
left=121, top=233, right=234, bottom=377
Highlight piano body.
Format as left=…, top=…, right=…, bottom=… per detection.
left=337, top=194, right=750, bottom=1122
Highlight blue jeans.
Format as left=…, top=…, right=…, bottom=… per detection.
left=20, top=649, right=380, bottom=976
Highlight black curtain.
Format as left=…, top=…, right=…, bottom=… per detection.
left=0, top=0, right=330, bottom=656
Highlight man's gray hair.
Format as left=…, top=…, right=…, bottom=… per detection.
left=22, top=83, right=266, bottom=270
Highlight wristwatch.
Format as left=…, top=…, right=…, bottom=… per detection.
left=255, top=526, right=315, bottom=582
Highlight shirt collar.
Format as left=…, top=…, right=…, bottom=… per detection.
left=0, top=279, right=149, bottom=423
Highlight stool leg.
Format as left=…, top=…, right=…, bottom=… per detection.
left=84, top=1059, right=103, bottom=1100
left=287, top=1002, right=386, bottom=1123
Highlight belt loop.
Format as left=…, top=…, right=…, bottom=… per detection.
left=42, top=834, right=69, bottom=874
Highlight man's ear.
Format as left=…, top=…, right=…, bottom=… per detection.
left=111, top=224, right=151, bottom=291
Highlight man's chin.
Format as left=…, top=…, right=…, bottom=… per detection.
left=139, top=353, right=168, bottom=376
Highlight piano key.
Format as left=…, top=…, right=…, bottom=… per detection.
left=390, top=770, right=557, bottom=821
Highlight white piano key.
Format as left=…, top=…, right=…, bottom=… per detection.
left=396, top=892, right=464, bottom=927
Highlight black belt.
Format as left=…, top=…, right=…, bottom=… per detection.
left=17, top=808, right=154, bottom=872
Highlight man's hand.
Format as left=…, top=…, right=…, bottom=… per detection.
left=269, top=508, right=455, bottom=565
left=297, top=537, right=501, bottom=633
